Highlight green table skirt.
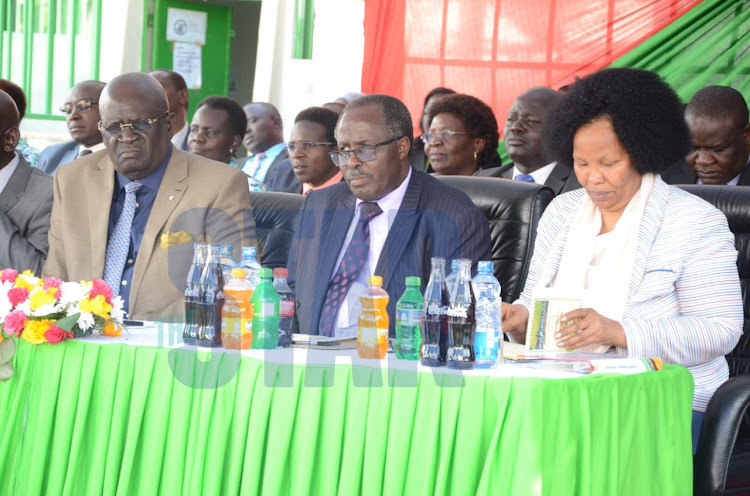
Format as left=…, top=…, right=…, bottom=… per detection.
left=0, top=338, right=694, bottom=495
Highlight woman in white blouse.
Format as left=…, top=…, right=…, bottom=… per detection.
left=502, top=68, right=743, bottom=452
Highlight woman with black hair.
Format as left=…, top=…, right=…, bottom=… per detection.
left=501, top=68, right=743, bottom=452
left=422, top=93, right=500, bottom=175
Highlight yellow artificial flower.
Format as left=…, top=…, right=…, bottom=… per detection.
left=0, top=333, right=4, bottom=344
left=102, top=321, right=122, bottom=337
left=29, top=288, right=56, bottom=310
left=22, top=319, right=50, bottom=344
left=82, top=294, right=112, bottom=320
left=21, top=270, right=34, bottom=277
left=14, top=276, right=33, bottom=290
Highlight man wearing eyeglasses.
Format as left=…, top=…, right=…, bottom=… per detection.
left=43, top=72, right=255, bottom=322
left=37, top=80, right=106, bottom=176
left=478, top=87, right=581, bottom=194
left=0, top=90, right=53, bottom=275
left=288, top=94, right=491, bottom=337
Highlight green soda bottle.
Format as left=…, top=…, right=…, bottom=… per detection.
left=395, top=276, right=423, bottom=360
left=250, top=268, right=280, bottom=349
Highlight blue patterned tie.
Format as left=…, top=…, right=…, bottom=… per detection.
left=103, top=181, right=143, bottom=294
left=515, top=173, right=535, bottom=182
left=318, top=201, right=382, bottom=336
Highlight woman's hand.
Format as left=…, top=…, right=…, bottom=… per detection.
left=556, top=308, right=627, bottom=349
left=501, top=303, right=529, bottom=343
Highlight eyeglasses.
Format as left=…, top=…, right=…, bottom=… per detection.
left=98, top=111, right=170, bottom=138
left=189, top=126, right=222, bottom=139
left=60, top=99, right=98, bottom=115
left=286, top=141, right=336, bottom=153
left=329, top=136, right=402, bottom=167
left=421, top=130, right=472, bottom=144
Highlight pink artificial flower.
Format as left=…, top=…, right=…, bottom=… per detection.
left=7, top=287, right=29, bottom=307
left=4, top=310, right=27, bottom=336
left=90, top=279, right=114, bottom=304
left=1, top=268, right=18, bottom=284
left=44, top=325, right=73, bottom=344
left=43, top=277, right=63, bottom=299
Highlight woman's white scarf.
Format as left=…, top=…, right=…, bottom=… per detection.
left=553, top=173, right=655, bottom=352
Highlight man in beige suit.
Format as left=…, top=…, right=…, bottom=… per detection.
left=43, top=73, right=256, bottom=321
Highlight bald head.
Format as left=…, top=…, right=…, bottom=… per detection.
left=64, top=80, right=106, bottom=146
left=504, top=86, right=561, bottom=172
left=242, top=102, right=284, bottom=154
left=149, top=70, right=188, bottom=129
left=686, top=86, right=749, bottom=126
left=99, top=73, right=173, bottom=180
left=0, top=90, right=20, bottom=166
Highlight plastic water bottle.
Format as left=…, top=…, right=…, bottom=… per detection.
left=395, top=276, right=423, bottom=360
left=445, top=259, right=459, bottom=296
left=446, top=259, right=475, bottom=369
left=218, top=244, right=238, bottom=283
left=273, top=267, right=294, bottom=348
left=472, top=261, right=502, bottom=368
left=358, top=276, right=389, bottom=359
left=241, top=246, right=262, bottom=289
left=221, top=268, right=254, bottom=350
left=251, top=267, right=280, bottom=349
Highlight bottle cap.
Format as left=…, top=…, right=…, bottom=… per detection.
left=230, top=268, right=247, bottom=279
left=368, top=275, right=383, bottom=286
left=405, top=276, right=421, bottom=286
left=220, top=244, right=233, bottom=255
left=478, top=261, right=493, bottom=274
left=259, top=267, right=273, bottom=278
left=274, top=267, right=289, bottom=278
left=242, top=246, right=257, bottom=257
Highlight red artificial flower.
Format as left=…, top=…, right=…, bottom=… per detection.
left=90, top=279, right=114, bottom=304
left=1, top=268, right=18, bottom=284
left=44, top=325, right=73, bottom=344
left=3, top=310, right=27, bottom=336
left=7, top=287, right=29, bottom=306
left=43, top=277, right=63, bottom=299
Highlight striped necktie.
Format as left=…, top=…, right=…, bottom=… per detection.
left=103, top=181, right=143, bottom=294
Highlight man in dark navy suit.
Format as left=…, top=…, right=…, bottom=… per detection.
left=288, top=94, right=491, bottom=337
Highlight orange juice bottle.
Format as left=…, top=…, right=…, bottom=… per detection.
left=221, top=268, right=254, bottom=349
left=358, top=276, right=389, bottom=359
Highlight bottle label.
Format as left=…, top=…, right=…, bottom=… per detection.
left=397, top=309, right=421, bottom=326
left=426, top=303, right=447, bottom=316
left=257, top=302, right=276, bottom=317
left=279, top=300, right=295, bottom=317
left=360, top=326, right=378, bottom=343
left=447, top=306, right=468, bottom=318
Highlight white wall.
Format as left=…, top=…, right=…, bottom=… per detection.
left=253, top=0, right=365, bottom=140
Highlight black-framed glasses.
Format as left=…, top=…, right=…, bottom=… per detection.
left=188, top=126, right=222, bottom=139
left=286, top=141, right=336, bottom=154
left=421, top=130, right=472, bottom=144
left=98, top=111, right=170, bottom=138
left=329, top=136, right=402, bottom=167
left=60, top=99, right=98, bottom=115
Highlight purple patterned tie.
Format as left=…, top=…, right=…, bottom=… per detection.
left=514, top=173, right=535, bottom=182
left=103, top=181, right=143, bottom=294
left=318, top=201, right=383, bottom=336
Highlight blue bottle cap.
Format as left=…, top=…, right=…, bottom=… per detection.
left=478, top=261, right=493, bottom=274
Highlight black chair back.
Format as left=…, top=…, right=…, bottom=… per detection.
left=435, top=176, right=555, bottom=303
left=250, top=191, right=304, bottom=269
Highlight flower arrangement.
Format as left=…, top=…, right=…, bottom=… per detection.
left=0, top=268, right=126, bottom=346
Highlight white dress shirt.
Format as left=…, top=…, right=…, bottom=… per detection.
left=513, top=161, right=557, bottom=184
left=171, top=122, right=189, bottom=149
left=0, top=153, right=20, bottom=196
left=77, top=142, right=106, bottom=157
left=333, top=167, right=413, bottom=337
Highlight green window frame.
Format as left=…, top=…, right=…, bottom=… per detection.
left=0, top=0, right=102, bottom=120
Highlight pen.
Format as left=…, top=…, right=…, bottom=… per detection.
left=123, top=319, right=144, bottom=326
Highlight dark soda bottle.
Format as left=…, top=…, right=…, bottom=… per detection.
left=196, top=243, right=225, bottom=347
left=446, top=258, right=476, bottom=369
left=273, top=267, right=294, bottom=348
left=421, top=257, right=450, bottom=366
left=183, top=242, right=207, bottom=345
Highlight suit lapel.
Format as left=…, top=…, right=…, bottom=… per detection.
left=375, top=171, right=421, bottom=284
left=129, top=148, right=188, bottom=310
left=626, top=176, right=669, bottom=301
left=87, top=154, right=115, bottom=277
left=0, top=155, right=31, bottom=213
left=544, top=164, right=568, bottom=194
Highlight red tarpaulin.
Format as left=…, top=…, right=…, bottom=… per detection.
left=362, top=0, right=703, bottom=134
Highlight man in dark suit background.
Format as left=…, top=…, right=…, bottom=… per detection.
left=239, top=102, right=288, bottom=185
left=667, top=85, right=750, bottom=186
left=149, top=70, right=190, bottom=151
left=0, top=90, right=53, bottom=274
left=478, top=87, right=581, bottom=194
left=288, top=94, right=491, bottom=337
left=37, top=80, right=105, bottom=175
